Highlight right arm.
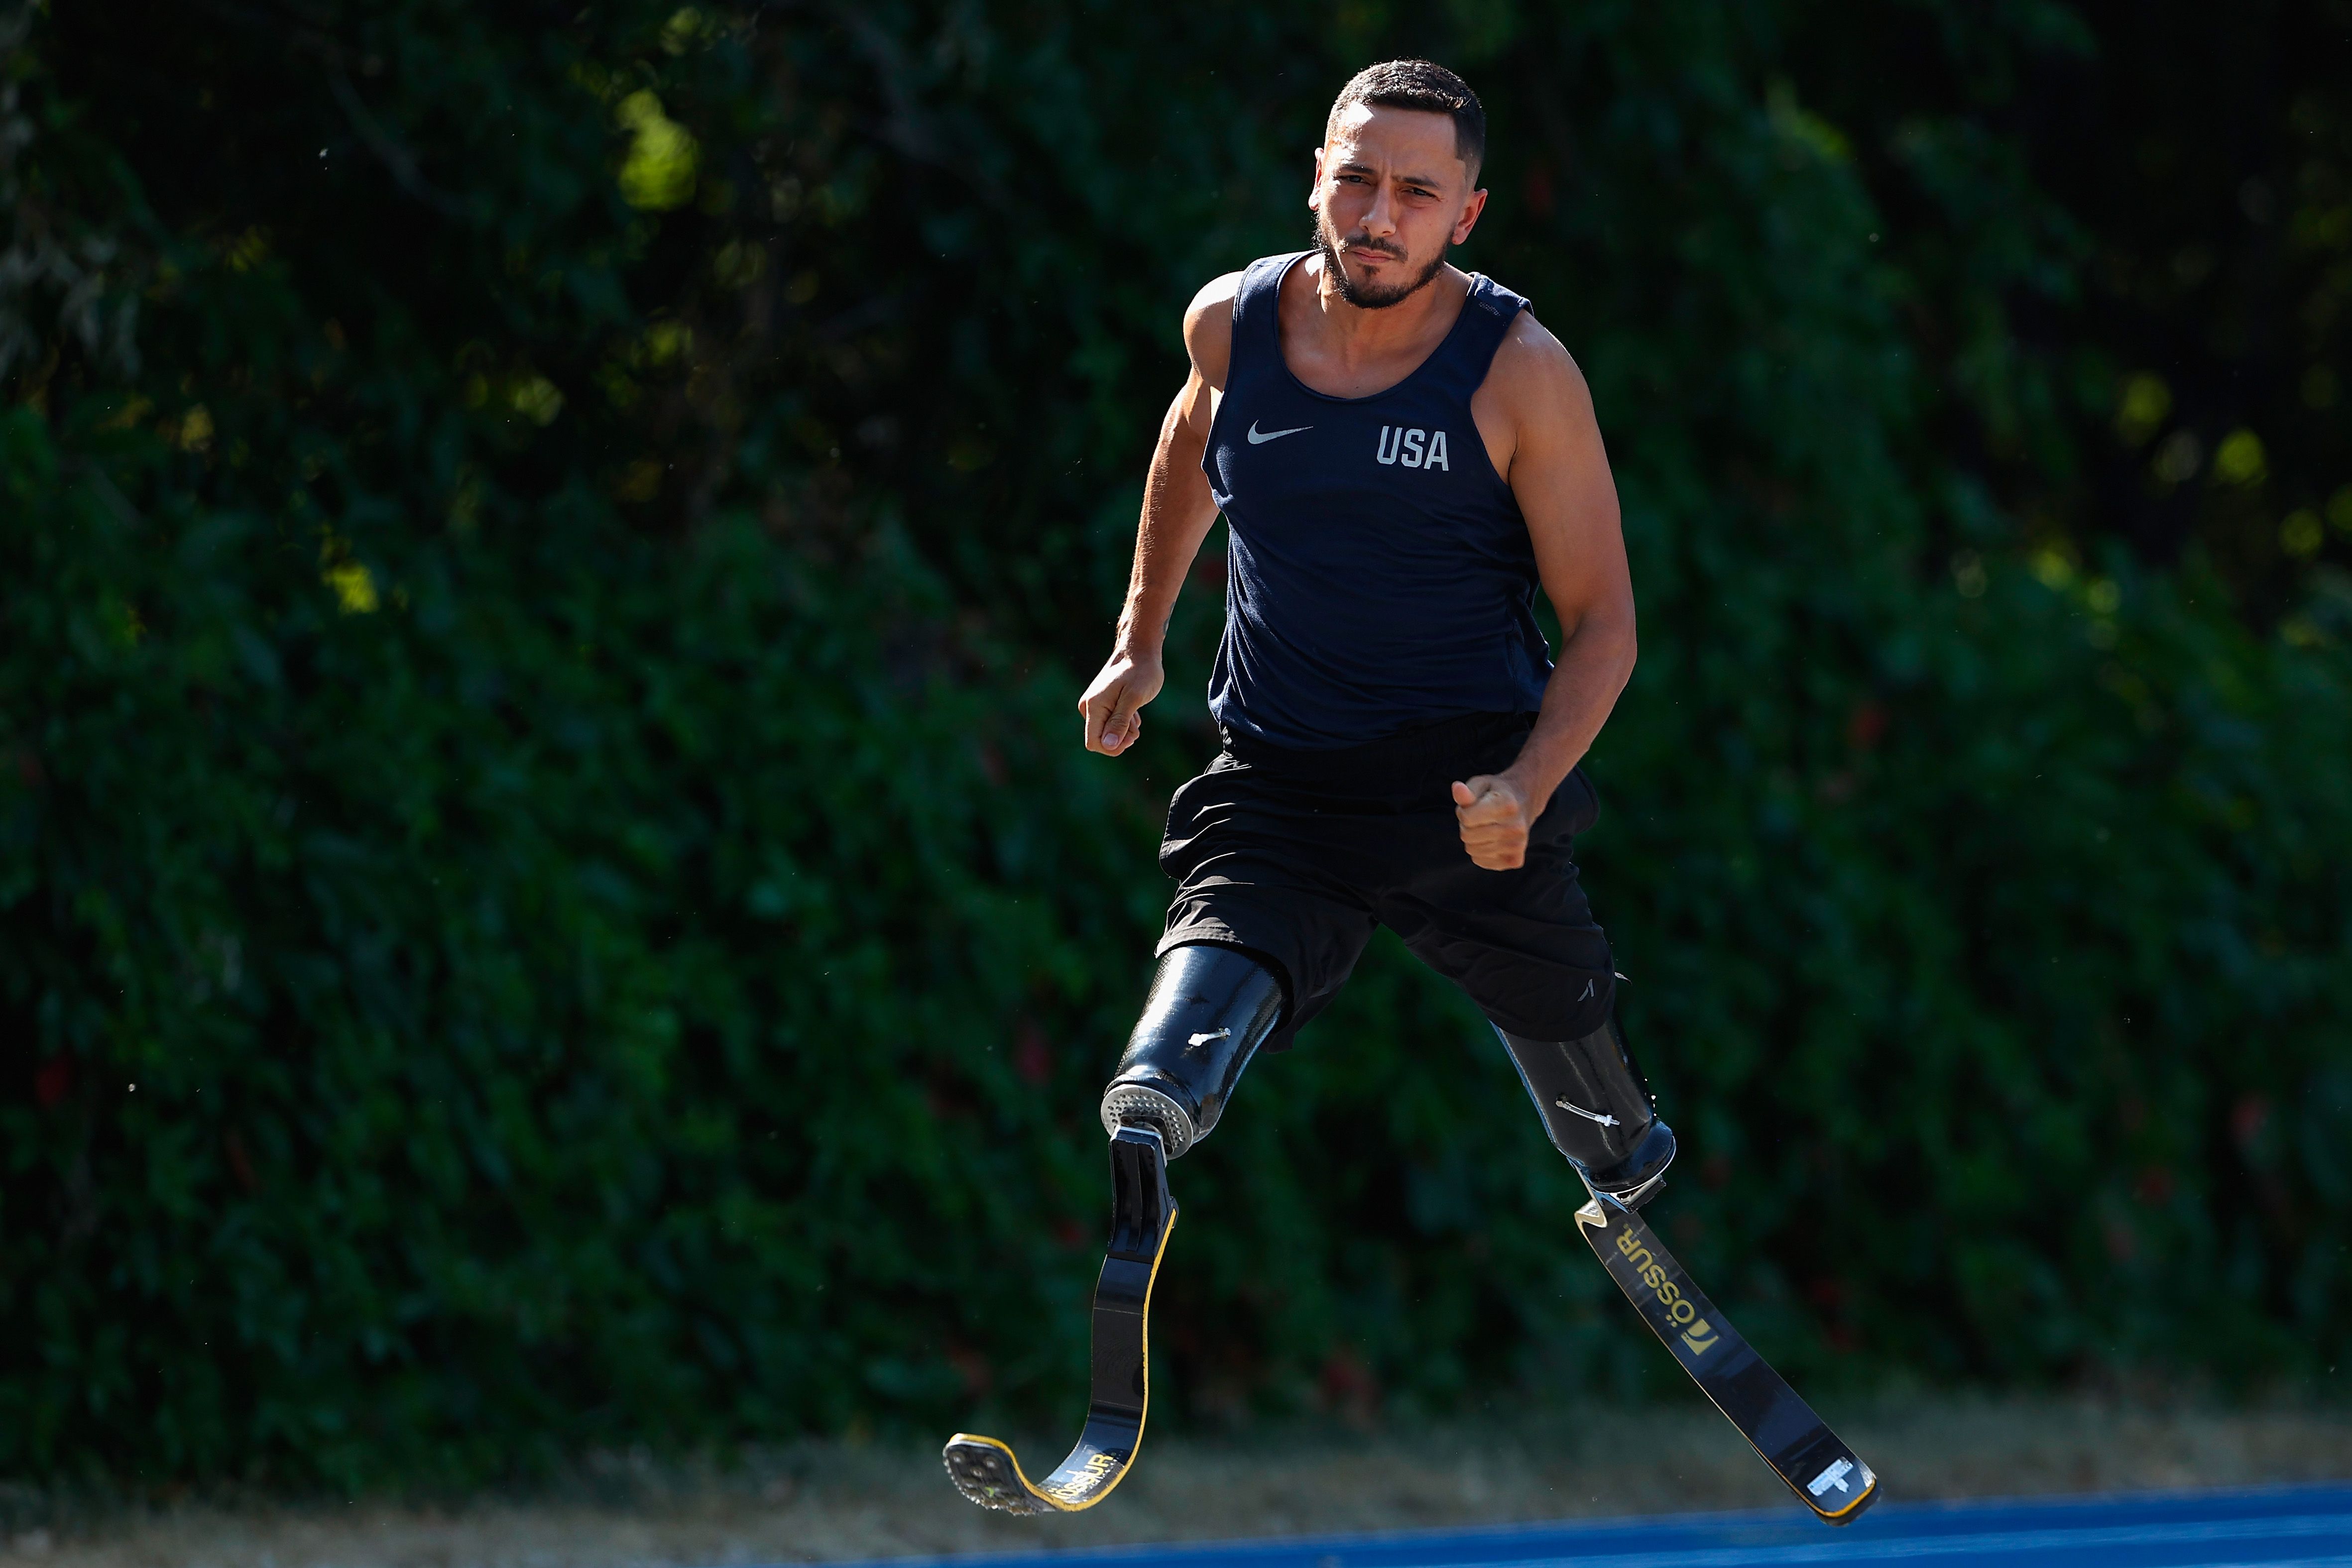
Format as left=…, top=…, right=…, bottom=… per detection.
left=1079, top=273, right=1241, bottom=756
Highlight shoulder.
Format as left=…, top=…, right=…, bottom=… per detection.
left=1481, top=309, right=1598, bottom=438
left=1182, top=269, right=1245, bottom=340
left=1486, top=310, right=1590, bottom=406
left=1182, top=269, right=1246, bottom=386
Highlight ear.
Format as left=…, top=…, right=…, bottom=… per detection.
left=1451, top=185, right=1489, bottom=246
left=1308, top=146, right=1326, bottom=212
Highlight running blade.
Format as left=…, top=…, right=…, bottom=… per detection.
left=943, top=1125, right=1175, bottom=1514
left=1576, top=1188, right=1878, bottom=1524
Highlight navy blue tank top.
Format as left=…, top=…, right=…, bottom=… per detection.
left=1202, top=252, right=1550, bottom=750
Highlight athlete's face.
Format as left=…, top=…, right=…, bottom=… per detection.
left=1310, top=104, right=1488, bottom=310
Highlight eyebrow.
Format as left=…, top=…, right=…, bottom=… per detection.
left=1334, top=157, right=1449, bottom=191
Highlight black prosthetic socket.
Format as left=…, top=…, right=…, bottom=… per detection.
left=1495, top=1016, right=1676, bottom=1201
left=1099, top=944, right=1284, bottom=1158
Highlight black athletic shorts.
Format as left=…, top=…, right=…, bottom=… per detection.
left=1157, top=710, right=1616, bottom=1052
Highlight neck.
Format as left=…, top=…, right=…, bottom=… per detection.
left=1302, top=252, right=1465, bottom=359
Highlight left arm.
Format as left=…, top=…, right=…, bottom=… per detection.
left=1453, top=317, right=1638, bottom=871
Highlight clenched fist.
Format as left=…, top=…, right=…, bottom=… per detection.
left=1452, top=773, right=1536, bottom=870
left=1079, top=648, right=1165, bottom=756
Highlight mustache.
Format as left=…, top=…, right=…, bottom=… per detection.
left=1339, top=237, right=1405, bottom=260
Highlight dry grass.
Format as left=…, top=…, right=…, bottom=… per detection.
left=3, top=1399, right=2348, bottom=1568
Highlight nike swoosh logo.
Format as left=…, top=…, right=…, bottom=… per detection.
left=1247, top=421, right=1312, bottom=444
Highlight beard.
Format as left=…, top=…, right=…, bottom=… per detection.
left=1313, top=216, right=1447, bottom=310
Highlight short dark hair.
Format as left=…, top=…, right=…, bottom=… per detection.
left=1326, top=60, right=1487, bottom=183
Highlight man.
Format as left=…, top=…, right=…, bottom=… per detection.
left=940, top=59, right=1699, bottom=1520
left=1081, top=58, right=1673, bottom=1201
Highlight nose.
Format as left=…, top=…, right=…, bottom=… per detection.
left=1360, top=179, right=1398, bottom=238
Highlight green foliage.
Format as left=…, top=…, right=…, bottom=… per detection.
left=1786, top=0, right=2352, bottom=617
left=0, top=0, right=2348, bottom=1487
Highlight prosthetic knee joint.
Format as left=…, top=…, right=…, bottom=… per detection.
left=1496, top=1015, right=1676, bottom=1204
left=1098, top=944, right=1284, bottom=1158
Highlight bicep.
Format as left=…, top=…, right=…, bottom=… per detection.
left=1508, top=354, right=1631, bottom=634
left=1171, top=365, right=1216, bottom=447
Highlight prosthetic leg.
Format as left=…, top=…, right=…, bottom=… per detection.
left=1505, top=1013, right=1878, bottom=1523
left=942, top=946, right=1284, bottom=1514
left=1097, top=943, right=1285, bottom=1158
left=1495, top=1013, right=1677, bottom=1205
left=1567, top=1176, right=1879, bottom=1522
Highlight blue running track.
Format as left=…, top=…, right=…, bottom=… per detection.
left=883, top=1486, right=2352, bottom=1568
